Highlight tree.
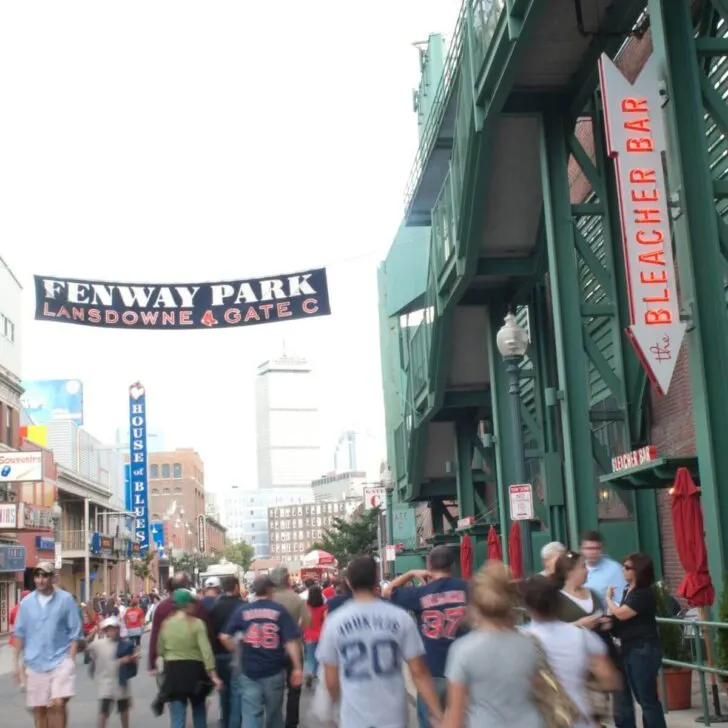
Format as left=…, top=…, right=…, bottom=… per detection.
left=311, top=507, right=381, bottom=567
left=131, top=550, right=156, bottom=583
left=170, top=552, right=218, bottom=575
left=222, top=541, right=255, bottom=571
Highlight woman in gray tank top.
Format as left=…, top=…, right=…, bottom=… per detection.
left=444, top=562, right=544, bottom=728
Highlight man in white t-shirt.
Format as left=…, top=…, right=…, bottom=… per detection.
left=318, top=555, right=443, bottom=728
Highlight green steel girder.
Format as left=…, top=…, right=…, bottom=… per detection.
left=539, top=110, right=657, bottom=553
left=646, top=0, right=728, bottom=596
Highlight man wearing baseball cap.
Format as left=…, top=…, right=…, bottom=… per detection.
left=201, top=575, right=222, bottom=612
left=13, top=560, right=83, bottom=728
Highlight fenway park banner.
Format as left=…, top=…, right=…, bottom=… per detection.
left=33, top=268, right=331, bottom=330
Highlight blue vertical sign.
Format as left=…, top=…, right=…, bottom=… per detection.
left=128, top=382, right=149, bottom=553
left=124, top=464, right=134, bottom=541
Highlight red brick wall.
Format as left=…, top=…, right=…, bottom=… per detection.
left=567, top=31, right=695, bottom=590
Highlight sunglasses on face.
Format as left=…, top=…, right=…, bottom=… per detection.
left=622, top=564, right=634, bottom=571
left=34, top=570, right=52, bottom=577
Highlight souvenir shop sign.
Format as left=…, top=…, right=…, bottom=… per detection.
left=33, top=268, right=331, bottom=331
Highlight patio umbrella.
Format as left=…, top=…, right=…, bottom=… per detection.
left=671, top=467, right=719, bottom=715
left=302, top=549, right=338, bottom=568
left=460, top=534, right=473, bottom=580
left=508, top=522, right=523, bottom=579
left=487, top=526, right=502, bottom=561
left=671, top=467, right=714, bottom=607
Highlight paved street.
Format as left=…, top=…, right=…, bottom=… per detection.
left=0, top=636, right=416, bottom=727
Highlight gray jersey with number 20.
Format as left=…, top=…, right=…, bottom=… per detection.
left=317, top=599, right=425, bottom=728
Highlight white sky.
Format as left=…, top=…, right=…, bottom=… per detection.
left=0, top=0, right=461, bottom=492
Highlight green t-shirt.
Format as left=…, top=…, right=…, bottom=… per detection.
left=158, top=614, right=215, bottom=671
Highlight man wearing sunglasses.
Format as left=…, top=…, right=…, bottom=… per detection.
left=12, top=560, right=82, bottom=728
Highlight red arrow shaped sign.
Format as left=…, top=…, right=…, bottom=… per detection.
left=598, top=53, right=686, bottom=396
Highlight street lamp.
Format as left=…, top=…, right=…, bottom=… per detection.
left=123, top=528, right=132, bottom=592
left=495, top=311, right=533, bottom=574
left=50, top=501, right=63, bottom=578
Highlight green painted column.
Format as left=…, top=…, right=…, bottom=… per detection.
left=647, top=0, right=728, bottom=594
left=540, top=113, right=599, bottom=545
left=530, top=283, right=567, bottom=545
left=455, top=419, right=477, bottom=520
left=487, top=303, right=518, bottom=561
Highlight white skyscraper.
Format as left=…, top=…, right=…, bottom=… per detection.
left=255, top=355, right=323, bottom=490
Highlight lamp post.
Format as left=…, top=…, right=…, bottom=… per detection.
left=495, top=311, right=533, bottom=574
left=50, top=501, right=63, bottom=579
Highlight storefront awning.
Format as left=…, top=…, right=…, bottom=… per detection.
left=599, top=455, right=698, bottom=490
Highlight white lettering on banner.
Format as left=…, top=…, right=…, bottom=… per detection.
left=44, top=276, right=318, bottom=309
left=598, top=53, right=686, bottom=395
left=128, top=383, right=149, bottom=551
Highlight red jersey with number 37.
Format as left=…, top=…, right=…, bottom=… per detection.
left=222, top=599, right=301, bottom=679
left=390, top=577, right=469, bottom=677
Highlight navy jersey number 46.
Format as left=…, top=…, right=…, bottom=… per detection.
left=243, top=622, right=280, bottom=649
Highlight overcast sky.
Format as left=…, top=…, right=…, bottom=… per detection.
left=0, top=0, right=460, bottom=493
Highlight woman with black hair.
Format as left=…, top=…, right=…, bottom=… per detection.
left=521, top=575, right=620, bottom=728
left=606, top=552, right=666, bottom=728
left=303, top=586, right=327, bottom=689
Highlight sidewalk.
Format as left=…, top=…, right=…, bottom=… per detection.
left=0, top=637, right=13, bottom=677
left=404, top=666, right=728, bottom=726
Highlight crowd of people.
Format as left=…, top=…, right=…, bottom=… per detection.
left=8, top=528, right=670, bottom=728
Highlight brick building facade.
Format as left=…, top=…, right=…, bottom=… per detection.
left=147, top=448, right=207, bottom=554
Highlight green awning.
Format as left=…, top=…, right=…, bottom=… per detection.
left=599, top=456, right=698, bottom=490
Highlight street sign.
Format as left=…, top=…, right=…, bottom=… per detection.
left=598, top=53, right=685, bottom=395
left=363, top=486, right=386, bottom=511
left=509, top=484, right=534, bottom=521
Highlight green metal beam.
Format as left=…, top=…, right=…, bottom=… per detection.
left=540, top=113, right=599, bottom=544
left=648, top=0, right=728, bottom=596
left=475, top=255, right=539, bottom=277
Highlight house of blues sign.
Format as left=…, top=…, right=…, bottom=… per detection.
left=33, top=268, right=331, bottom=331
left=128, top=383, right=150, bottom=553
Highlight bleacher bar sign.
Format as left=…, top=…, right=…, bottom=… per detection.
left=611, top=445, right=657, bottom=473
left=33, top=268, right=332, bottom=331
left=598, top=53, right=685, bottom=396
left=128, top=382, right=150, bottom=553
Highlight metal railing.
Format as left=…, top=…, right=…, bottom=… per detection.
left=655, top=616, right=728, bottom=725
left=403, top=1, right=469, bottom=212
left=61, top=530, right=88, bottom=550
left=402, top=0, right=507, bottom=215
left=409, top=321, right=430, bottom=399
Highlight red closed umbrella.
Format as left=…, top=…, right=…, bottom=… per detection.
left=487, top=526, right=502, bottom=561
left=671, top=467, right=715, bottom=607
left=460, top=534, right=473, bottom=580
left=508, top=522, right=523, bottom=579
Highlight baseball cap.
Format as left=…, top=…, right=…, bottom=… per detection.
left=172, top=588, right=198, bottom=608
left=34, top=561, right=55, bottom=575
left=204, top=576, right=221, bottom=589
left=100, top=616, right=120, bottom=630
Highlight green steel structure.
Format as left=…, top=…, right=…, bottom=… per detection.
left=377, top=0, right=728, bottom=589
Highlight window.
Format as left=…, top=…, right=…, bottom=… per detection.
left=1, top=314, right=15, bottom=342
left=150, top=464, right=159, bottom=478
left=4, top=405, right=12, bottom=446
left=162, top=464, right=170, bottom=478
left=162, top=488, right=170, bottom=495
left=151, top=488, right=159, bottom=495
left=173, top=486, right=182, bottom=494
left=173, top=463, right=182, bottom=478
